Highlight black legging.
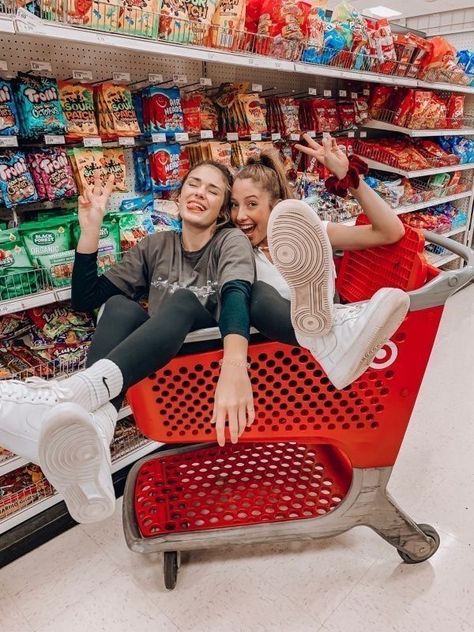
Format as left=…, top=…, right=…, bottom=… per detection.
left=250, top=281, right=298, bottom=346
left=86, top=290, right=216, bottom=410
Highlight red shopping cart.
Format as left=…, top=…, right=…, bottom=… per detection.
left=122, top=228, right=474, bottom=589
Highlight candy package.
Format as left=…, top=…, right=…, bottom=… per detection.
left=103, top=147, right=127, bottom=192
left=0, top=228, right=39, bottom=300
left=27, top=148, right=77, bottom=201
left=0, top=312, right=32, bottom=342
left=0, top=151, right=38, bottom=207
left=133, top=147, right=152, bottom=192
left=143, top=87, right=184, bottom=136
left=69, top=147, right=105, bottom=193
left=159, top=0, right=191, bottom=43
left=117, top=0, right=160, bottom=38
left=27, top=302, right=95, bottom=345
left=148, top=142, right=182, bottom=191
left=58, top=81, right=99, bottom=139
left=14, top=73, right=67, bottom=138
left=118, top=211, right=155, bottom=251
left=0, top=80, right=20, bottom=136
left=95, top=83, right=140, bottom=138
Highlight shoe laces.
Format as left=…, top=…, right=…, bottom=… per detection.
left=334, top=303, right=365, bottom=322
left=1, top=376, right=73, bottom=405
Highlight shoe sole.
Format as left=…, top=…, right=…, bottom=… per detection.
left=268, top=200, right=334, bottom=337
left=38, top=403, right=115, bottom=524
left=331, top=292, right=410, bottom=390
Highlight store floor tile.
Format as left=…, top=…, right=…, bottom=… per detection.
left=1, top=285, right=474, bottom=632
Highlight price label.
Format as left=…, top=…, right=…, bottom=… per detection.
left=148, top=73, right=163, bottom=83
left=351, top=92, right=358, bottom=99
left=363, top=89, right=370, bottom=96
left=151, top=133, right=166, bottom=143
left=30, top=60, right=52, bottom=73
left=56, top=288, right=72, bottom=302
left=207, top=52, right=216, bottom=61
left=248, top=58, right=255, bottom=66
left=307, top=131, right=316, bottom=138
left=173, top=74, right=187, bottom=85
left=339, top=90, right=347, bottom=98
left=251, top=133, right=262, bottom=141
left=175, top=132, right=189, bottom=142
left=0, top=61, right=8, bottom=72
left=118, top=136, right=136, bottom=146
left=252, top=83, right=263, bottom=92
left=44, top=135, right=65, bottom=145
left=0, top=300, right=22, bottom=315
left=360, top=131, right=367, bottom=138
left=323, top=90, right=332, bottom=97
left=200, top=77, right=212, bottom=87
left=72, top=70, right=93, bottom=81
left=290, top=133, right=300, bottom=141
left=308, top=87, right=317, bottom=96
left=17, top=8, right=43, bottom=33
left=274, top=61, right=283, bottom=69
left=200, top=130, right=214, bottom=139
left=271, top=133, right=281, bottom=141
left=113, top=72, right=131, bottom=83
left=227, top=132, right=238, bottom=141
left=348, top=131, right=355, bottom=138
left=0, top=136, right=18, bottom=147
left=83, top=137, right=102, bottom=147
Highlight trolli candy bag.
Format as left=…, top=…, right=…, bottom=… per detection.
left=0, top=151, right=38, bottom=207
left=0, top=80, right=20, bottom=136
left=14, top=73, right=67, bottom=138
left=27, top=148, right=77, bottom=201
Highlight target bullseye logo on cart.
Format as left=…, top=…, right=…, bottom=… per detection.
left=369, top=341, right=398, bottom=370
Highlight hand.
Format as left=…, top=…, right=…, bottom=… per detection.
left=211, top=364, right=255, bottom=447
left=78, top=170, right=115, bottom=234
left=295, top=134, right=349, bottom=180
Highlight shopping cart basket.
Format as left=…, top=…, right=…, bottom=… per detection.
left=123, top=230, right=474, bottom=589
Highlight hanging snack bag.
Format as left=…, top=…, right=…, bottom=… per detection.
left=14, top=73, right=67, bottom=138
left=133, top=147, right=152, bottom=192
left=58, top=81, right=98, bottom=139
left=181, top=93, right=201, bottom=134
left=69, top=146, right=106, bottom=193
left=0, top=151, right=38, bottom=207
left=0, top=228, right=38, bottom=300
left=118, top=211, right=155, bottom=251
left=26, top=152, right=47, bottom=200
left=148, top=142, right=181, bottom=191
left=239, top=94, right=268, bottom=135
left=95, top=83, right=140, bottom=138
left=0, top=80, right=20, bottom=136
left=208, top=142, right=233, bottom=170
left=103, top=147, right=128, bottom=192
left=27, top=148, right=77, bottom=201
left=72, top=214, right=121, bottom=272
left=446, top=95, right=465, bottom=129
left=143, top=87, right=184, bottom=137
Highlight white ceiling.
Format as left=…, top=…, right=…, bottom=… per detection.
left=326, top=0, right=474, bottom=20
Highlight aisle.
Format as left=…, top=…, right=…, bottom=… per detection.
left=1, top=284, right=473, bottom=632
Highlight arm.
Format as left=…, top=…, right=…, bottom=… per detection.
left=295, top=134, right=405, bottom=251
left=212, top=279, right=255, bottom=447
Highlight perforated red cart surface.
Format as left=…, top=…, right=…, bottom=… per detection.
left=122, top=229, right=474, bottom=589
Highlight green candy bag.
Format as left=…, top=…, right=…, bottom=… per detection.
left=0, top=228, right=40, bottom=300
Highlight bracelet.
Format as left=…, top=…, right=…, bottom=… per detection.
left=218, top=359, right=251, bottom=370
left=325, top=155, right=369, bottom=198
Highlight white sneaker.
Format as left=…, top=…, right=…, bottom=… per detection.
left=38, top=402, right=118, bottom=524
left=303, top=288, right=410, bottom=389
left=268, top=199, right=335, bottom=337
left=0, top=377, right=73, bottom=463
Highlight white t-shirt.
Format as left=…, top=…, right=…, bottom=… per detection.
left=255, top=220, right=333, bottom=300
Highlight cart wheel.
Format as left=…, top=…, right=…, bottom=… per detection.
left=163, top=551, right=179, bottom=590
left=398, top=523, right=440, bottom=564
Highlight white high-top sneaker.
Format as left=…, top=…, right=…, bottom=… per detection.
left=38, top=402, right=118, bottom=524
left=298, top=288, right=410, bottom=390
left=0, top=377, right=73, bottom=463
left=268, top=199, right=335, bottom=337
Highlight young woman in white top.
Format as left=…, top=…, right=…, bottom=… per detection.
left=231, top=134, right=410, bottom=389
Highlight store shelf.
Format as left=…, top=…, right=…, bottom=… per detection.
left=442, top=226, right=467, bottom=238
left=363, top=120, right=474, bottom=137
left=394, top=191, right=473, bottom=214
left=0, top=14, right=14, bottom=34
left=361, top=159, right=474, bottom=178
left=418, top=80, right=474, bottom=96
left=0, top=404, right=134, bottom=478
left=425, top=252, right=460, bottom=268
left=0, top=289, right=58, bottom=317
left=293, top=61, right=418, bottom=88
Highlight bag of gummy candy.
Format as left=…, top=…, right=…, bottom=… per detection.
left=116, top=211, right=155, bottom=252
left=133, top=147, right=152, bottom=192
left=0, top=151, right=38, bottom=207
left=148, top=143, right=181, bottom=191
left=0, top=80, right=20, bottom=136
left=27, top=148, right=77, bottom=201
left=0, top=228, right=39, bottom=300
left=14, top=73, right=67, bottom=138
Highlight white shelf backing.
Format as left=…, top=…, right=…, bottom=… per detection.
left=363, top=120, right=474, bottom=137
left=361, top=159, right=474, bottom=179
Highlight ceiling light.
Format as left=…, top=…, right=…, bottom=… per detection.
left=365, top=5, right=403, bottom=18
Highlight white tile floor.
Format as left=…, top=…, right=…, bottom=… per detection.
left=1, top=284, right=474, bottom=632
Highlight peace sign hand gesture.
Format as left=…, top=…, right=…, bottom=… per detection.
left=295, top=133, right=349, bottom=180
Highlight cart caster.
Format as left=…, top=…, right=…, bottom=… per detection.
left=163, top=551, right=180, bottom=590
left=398, top=523, right=440, bottom=564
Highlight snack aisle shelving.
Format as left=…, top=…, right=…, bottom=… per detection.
left=1, top=5, right=474, bottom=559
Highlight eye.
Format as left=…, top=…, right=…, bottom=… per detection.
left=230, top=201, right=238, bottom=208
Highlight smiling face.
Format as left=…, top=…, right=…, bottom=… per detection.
left=231, top=177, right=274, bottom=248
left=178, top=164, right=228, bottom=231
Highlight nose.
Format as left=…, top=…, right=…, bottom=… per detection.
left=234, top=205, right=247, bottom=223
